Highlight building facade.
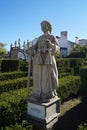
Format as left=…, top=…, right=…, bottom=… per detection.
left=57, top=31, right=74, bottom=57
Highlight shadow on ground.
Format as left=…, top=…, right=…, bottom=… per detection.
left=54, top=102, right=87, bottom=130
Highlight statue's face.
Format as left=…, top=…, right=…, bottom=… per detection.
left=41, top=22, right=49, bottom=33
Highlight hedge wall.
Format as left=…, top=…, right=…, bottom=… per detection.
left=58, top=76, right=81, bottom=102
left=0, top=60, right=28, bottom=72
left=1, top=60, right=19, bottom=72
left=80, top=65, right=87, bottom=101
left=0, top=71, right=27, bottom=81
left=0, top=77, right=27, bottom=94
left=0, top=58, right=83, bottom=76
left=0, top=60, right=2, bottom=72
left=67, top=51, right=87, bottom=58
left=0, top=75, right=81, bottom=127
left=0, top=88, right=27, bottom=127
left=80, top=65, right=87, bottom=87
left=56, top=58, right=83, bottom=75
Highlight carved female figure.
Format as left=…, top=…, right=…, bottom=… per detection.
left=30, top=20, right=60, bottom=102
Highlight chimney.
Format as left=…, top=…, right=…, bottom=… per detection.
left=61, top=31, right=68, bottom=39
left=75, top=36, right=79, bottom=44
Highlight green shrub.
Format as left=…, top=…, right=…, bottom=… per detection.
left=0, top=60, right=28, bottom=72
left=0, top=77, right=27, bottom=93
left=1, top=60, right=19, bottom=72
left=58, top=67, right=74, bottom=77
left=80, top=66, right=87, bottom=87
left=0, top=75, right=81, bottom=127
left=69, top=58, right=83, bottom=75
left=79, top=65, right=87, bottom=101
left=56, top=58, right=83, bottom=76
left=56, top=58, right=70, bottom=68
left=19, top=60, right=28, bottom=71
left=67, top=51, right=86, bottom=58
left=0, top=87, right=32, bottom=127
left=0, top=88, right=27, bottom=127
left=0, top=71, right=27, bottom=81
left=1, top=121, right=32, bottom=130
left=78, top=123, right=87, bottom=130
left=57, top=76, right=81, bottom=102
left=59, top=72, right=72, bottom=78
left=0, top=60, right=2, bottom=72
left=69, top=58, right=83, bottom=68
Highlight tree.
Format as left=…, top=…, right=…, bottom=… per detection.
left=0, top=42, right=7, bottom=58
left=68, top=45, right=87, bottom=58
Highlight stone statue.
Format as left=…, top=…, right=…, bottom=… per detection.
left=18, top=38, right=21, bottom=49
left=29, top=20, right=60, bottom=102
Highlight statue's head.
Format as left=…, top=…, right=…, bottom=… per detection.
left=41, top=20, right=52, bottom=34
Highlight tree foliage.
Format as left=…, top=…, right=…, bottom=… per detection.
left=0, top=42, right=7, bottom=58
left=71, top=44, right=87, bottom=53
left=68, top=45, right=87, bottom=58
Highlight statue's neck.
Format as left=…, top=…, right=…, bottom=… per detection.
left=44, top=31, right=50, bottom=35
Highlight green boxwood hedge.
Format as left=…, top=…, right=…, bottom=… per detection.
left=1, top=60, right=19, bottom=72
left=0, top=75, right=81, bottom=127
left=80, top=65, right=87, bottom=87
left=79, top=65, right=87, bottom=101
left=78, top=123, right=87, bottom=130
left=0, top=60, right=2, bottom=72
left=58, top=76, right=81, bottom=102
left=56, top=58, right=83, bottom=76
left=0, top=60, right=28, bottom=72
left=0, top=71, right=27, bottom=81
left=0, top=77, right=27, bottom=94
left=0, top=88, right=27, bottom=127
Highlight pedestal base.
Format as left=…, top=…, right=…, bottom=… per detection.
left=27, top=96, right=60, bottom=129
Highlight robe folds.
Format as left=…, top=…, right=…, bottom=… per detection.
left=31, top=34, right=60, bottom=101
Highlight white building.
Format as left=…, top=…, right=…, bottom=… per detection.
left=79, top=39, right=87, bottom=46
left=74, top=36, right=87, bottom=49
left=57, top=31, right=74, bottom=57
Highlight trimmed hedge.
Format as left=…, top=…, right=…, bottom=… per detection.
left=19, top=60, right=28, bottom=72
left=58, top=67, right=74, bottom=77
left=0, top=60, right=28, bottom=72
left=56, top=58, right=70, bottom=68
left=0, top=88, right=27, bottom=127
left=67, top=51, right=87, bottom=58
left=79, top=65, right=87, bottom=101
left=58, top=76, right=81, bottom=102
left=80, top=65, right=87, bottom=87
left=78, top=123, right=87, bottom=130
left=0, top=71, right=27, bottom=81
left=0, top=77, right=27, bottom=94
left=0, top=76, right=81, bottom=127
left=0, top=77, right=33, bottom=94
left=56, top=58, right=83, bottom=76
left=1, top=60, right=19, bottom=72
left=0, top=60, right=2, bottom=72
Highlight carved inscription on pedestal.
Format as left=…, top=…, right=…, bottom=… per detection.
left=27, top=102, right=45, bottom=120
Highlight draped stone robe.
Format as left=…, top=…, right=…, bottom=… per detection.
left=31, top=34, right=60, bottom=102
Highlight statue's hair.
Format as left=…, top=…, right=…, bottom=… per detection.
left=41, top=20, right=52, bottom=33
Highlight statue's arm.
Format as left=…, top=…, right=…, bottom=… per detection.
left=46, top=36, right=60, bottom=54
left=53, top=37, right=60, bottom=53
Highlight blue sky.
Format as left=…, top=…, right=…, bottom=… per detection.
left=0, top=0, right=87, bottom=51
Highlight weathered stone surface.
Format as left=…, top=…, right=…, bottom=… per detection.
left=27, top=96, right=60, bottom=129
left=28, top=20, right=60, bottom=102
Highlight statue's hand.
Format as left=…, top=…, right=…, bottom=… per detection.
left=46, top=39, right=52, bottom=48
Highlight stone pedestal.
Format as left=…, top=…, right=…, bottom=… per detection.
left=27, top=96, right=60, bottom=130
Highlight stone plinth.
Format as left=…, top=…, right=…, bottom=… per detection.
left=27, top=96, right=60, bottom=129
